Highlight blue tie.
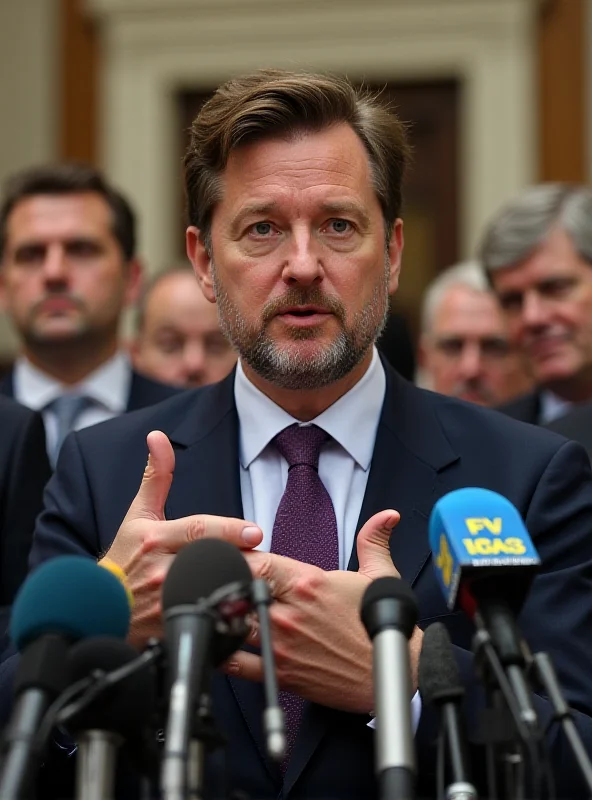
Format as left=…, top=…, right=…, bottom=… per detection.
left=48, top=394, right=90, bottom=467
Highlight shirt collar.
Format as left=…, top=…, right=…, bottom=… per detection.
left=539, top=389, right=573, bottom=424
left=13, top=351, right=132, bottom=413
left=234, top=347, right=386, bottom=471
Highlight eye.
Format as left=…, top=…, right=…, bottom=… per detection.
left=499, top=293, right=523, bottom=313
left=251, top=222, right=274, bottom=237
left=327, top=219, right=352, bottom=234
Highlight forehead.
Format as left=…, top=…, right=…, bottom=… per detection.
left=6, top=192, right=113, bottom=243
left=434, top=285, right=506, bottom=333
left=491, top=227, right=589, bottom=289
left=146, top=273, right=218, bottom=326
left=213, top=123, right=380, bottom=221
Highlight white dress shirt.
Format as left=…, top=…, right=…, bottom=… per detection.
left=539, top=389, right=573, bottom=424
left=235, top=347, right=421, bottom=729
left=13, top=351, right=132, bottom=457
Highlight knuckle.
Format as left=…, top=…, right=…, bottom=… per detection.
left=186, top=516, right=206, bottom=542
left=293, top=571, right=320, bottom=599
left=139, top=528, right=160, bottom=554
left=257, top=554, right=275, bottom=583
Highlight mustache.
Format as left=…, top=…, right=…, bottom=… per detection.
left=30, top=292, right=86, bottom=316
left=261, top=288, right=346, bottom=324
left=452, top=379, right=496, bottom=404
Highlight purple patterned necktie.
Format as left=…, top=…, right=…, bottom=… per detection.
left=271, top=423, right=339, bottom=769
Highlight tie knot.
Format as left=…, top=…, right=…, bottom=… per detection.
left=48, top=394, right=91, bottom=421
left=274, top=423, right=329, bottom=469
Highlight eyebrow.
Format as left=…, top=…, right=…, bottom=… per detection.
left=230, top=202, right=279, bottom=237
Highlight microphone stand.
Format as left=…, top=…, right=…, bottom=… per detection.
left=473, top=629, right=529, bottom=800
left=75, top=729, right=122, bottom=800
left=531, top=652, right=592, bottom=796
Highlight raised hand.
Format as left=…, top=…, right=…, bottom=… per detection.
left=101, top=430, right=263, bottom=647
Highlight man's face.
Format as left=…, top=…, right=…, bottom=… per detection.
left=133, top=271, right=237, bottom=388
left=420, top=285, right=532, bottom=406
left=490, top=227, right=592, bottom=394
left=187, top=124, right=403, bottom=390
left=0, top=192, right=138, bottom=347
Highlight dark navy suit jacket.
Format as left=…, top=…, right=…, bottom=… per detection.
left=0, top=397, right=50, bottom=606
left=4, top=364, right=592, bottom=798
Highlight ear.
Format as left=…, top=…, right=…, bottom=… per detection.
left=417, top=334, right=429, bottom=369
left=387, top=219, right=404, bottom=295
left=186, top=226, right=216, bottom=303
left=123, top=258, right=144, bottom=306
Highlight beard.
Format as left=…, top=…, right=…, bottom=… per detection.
left=210, top=256, right=391, bottom=390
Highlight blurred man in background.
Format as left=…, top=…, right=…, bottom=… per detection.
left=131, top=265, right=237, bottom=388
left=0, top=163, right=179, bottom=466
left=418, top=261, right=532, bottom=406
left=482, top=183, right=592, bottom=425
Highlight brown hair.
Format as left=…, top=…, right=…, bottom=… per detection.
left=0, top=162, right=136, bottom=261
left=184, top=69, right=410, bottom=247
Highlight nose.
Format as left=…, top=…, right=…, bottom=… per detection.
left=42, top=244, right=69, bottom=284
left=183, top=342, right=206, bottom=383
left=457, top=342, right=483, bottom=379
left=281, top=227, right=323, bottom=287
left=522, top=290, right=549, bottom=329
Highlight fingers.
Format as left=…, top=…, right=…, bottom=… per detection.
left=150, top=514, right=263, bottom=555
left=224, top=650, right=264, bottom=682
left=125, top=431, right=176, bottom=523
left=243, top=551, right=302, bottom=600
left=356, top=509, right=401, bottom=581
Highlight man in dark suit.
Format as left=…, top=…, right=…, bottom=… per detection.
left=4, top=71, right=592, bottom=799
left=479, top=184, right=592, bottom=429
left=545, top=401, right=592, bottom=462
left=0, top=163, right=179, bottom=466
left=0, top=396, right=50, bottom=616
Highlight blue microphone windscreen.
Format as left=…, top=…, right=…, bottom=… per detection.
left=429, top=487, right=540, bottom=611
left=10, top=555, right=131, bottom=651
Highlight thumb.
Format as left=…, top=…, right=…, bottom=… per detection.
left=125, top=430, right=175, bottom=522
left=356, top=509, right=401, bottom=581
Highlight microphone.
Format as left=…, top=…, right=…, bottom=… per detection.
left=0, top=556, right=131, bottom=800
left=418, top=622, right=477, bottom=800
left=161, top=538, right=252, bottom=800
left=360, top=576, right=418, bottom=800
left=428, top=488, right=542, bottom=738
left=63, top=637, right=157, bottom=800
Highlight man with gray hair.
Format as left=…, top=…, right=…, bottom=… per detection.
left=418, top=260, right=532, bottom=406
left=481, top=183, right=592, bottom=424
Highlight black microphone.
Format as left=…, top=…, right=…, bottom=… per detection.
left=361, top=576, right=418, bottom=800
left=0, top=557, right=131, bottom=800
left=62, top=637, right=157, bottom=800
left=419, top=622, right=477, bottom=800
left=160, top=538, right=252, bottom=800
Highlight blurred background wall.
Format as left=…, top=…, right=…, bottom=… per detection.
left=0, top=0, right=589, bottom=355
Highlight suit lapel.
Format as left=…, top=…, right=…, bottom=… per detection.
left=284, top=365, right=459, bottom=794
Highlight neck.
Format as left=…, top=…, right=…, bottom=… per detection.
left=22, top=337, right=119, bottom=386
left=242, top=350, right=373, bottom=420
